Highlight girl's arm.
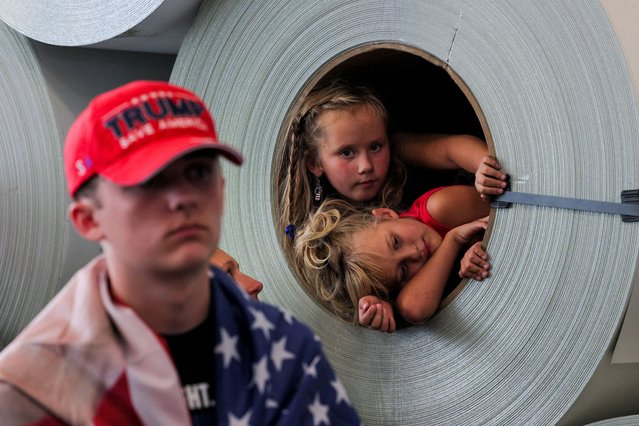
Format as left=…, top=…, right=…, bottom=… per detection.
left=395, top=218, right=488, bottom=325
left=428, top=185, right=491, bottom=228
left=394, top=133, right=485, bottom=171
left=394, top=133, right=507, bottom=197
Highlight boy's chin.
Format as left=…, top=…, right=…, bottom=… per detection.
left=164, top=247, right=214, bottom=271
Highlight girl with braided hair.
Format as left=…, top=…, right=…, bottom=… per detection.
left=277, top=80, right=506, bottom=248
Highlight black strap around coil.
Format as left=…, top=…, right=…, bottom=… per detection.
left=492, top=189, right=639, bottom=222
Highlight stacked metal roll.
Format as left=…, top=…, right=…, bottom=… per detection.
left=171, top=1, right=639, bottom=424
left=0, top=0, right=164, bottom=46
left=588, top=415, right=639, bottom=426
left=0, top=22, right=67, bottom=348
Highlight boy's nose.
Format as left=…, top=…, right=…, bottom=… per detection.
left=166, top=180, right=199, bottom=212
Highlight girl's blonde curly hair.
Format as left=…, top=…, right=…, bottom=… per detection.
left=294, top=198, right=391, bottom=323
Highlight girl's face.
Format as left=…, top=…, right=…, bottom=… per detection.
left=350, top=212, right=442, bottom=291
left=308, top=105, right=390, bottom=202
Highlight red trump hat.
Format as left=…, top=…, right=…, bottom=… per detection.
left=64, top=80, right=243, bottom=197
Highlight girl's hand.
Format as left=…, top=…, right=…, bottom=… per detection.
left=451, top=217, right=488, bottom=246
left=358, top=295, right=396, bottom=333
left=459, top=241, right=491, bottom=280
left=475, top=156, right=508, bottom=201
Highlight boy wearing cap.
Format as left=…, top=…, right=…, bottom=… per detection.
left=0, top=81, right=360, bottom=425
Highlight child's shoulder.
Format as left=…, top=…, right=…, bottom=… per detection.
left=427, top=185, right=486, bottom=227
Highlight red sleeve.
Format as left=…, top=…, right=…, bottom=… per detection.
left=400, top=187, right=452, bottom=238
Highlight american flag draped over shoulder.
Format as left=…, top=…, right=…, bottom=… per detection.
left=210, top=267, right=362, bottom=426
left=0, top=256, right=361, bottom=425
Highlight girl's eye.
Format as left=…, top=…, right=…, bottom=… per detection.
left=340, top=148, right=354, bottom=158
left=370, top=142, right=383, bottom=152
left=399, top=263, right=408, bottom=282
left=392, top=236, right=400, bottom=250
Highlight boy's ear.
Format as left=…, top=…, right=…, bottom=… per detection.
left=371, top=208, right=399, bottom=219
left=306, top=156, right=323, bottom=177
left=68, top=200, right=104, bottom=241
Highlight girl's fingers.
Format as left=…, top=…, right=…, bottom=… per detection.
left=369, top=304, right=383, bottom=329
left=359, top=303, right=375, bottom=326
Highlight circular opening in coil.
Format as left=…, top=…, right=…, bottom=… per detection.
left=274, top=43, right=492, bottom=321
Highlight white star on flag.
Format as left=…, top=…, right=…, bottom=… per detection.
left=251, top=355, right=270, bottom=393
left=279, top=308, right=294, bottom=324
left=249, top=307, right=276, bottom=339
left=215, top=328, right=240, bottom=368
left=331, top=379, right=351, bottom=405
left=308, top=393, right=330, bottom=426
left=303, top=355, right=321, bottom=378
left=271, top=336, right=296, bottom=371
left=228, top=409, right=252, bottom=426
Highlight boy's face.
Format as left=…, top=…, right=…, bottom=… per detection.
left=351, top=216, right=441, bottom=291
left=309, top=105, right=390, bottom=202
left=84, top=152, right=225, bottom=275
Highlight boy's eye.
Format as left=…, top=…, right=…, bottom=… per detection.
left=138, top=174, right=167, bottom=190
left=186, top=163, right=213, bottom=181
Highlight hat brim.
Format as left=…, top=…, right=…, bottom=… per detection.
left=99, top=136, right=243, bottom=187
